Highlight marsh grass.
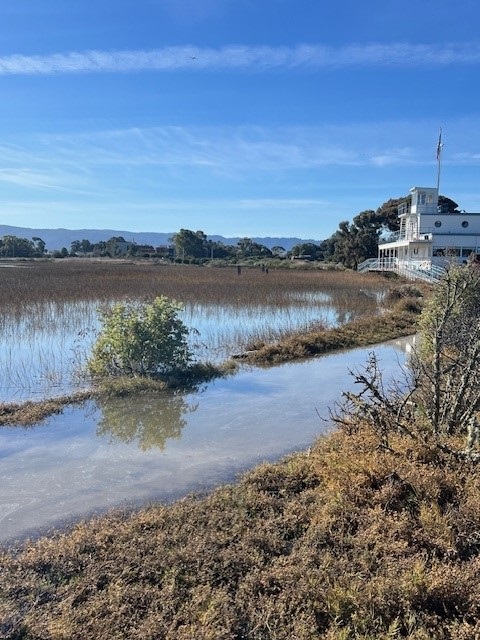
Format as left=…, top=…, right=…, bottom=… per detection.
left=0, top=259, right=385, bottom=310
left=0, top=390, right=93, bottom=426
left=0, top=265, right=443, bottom=636
left=242, top=304, right=422, bottom=365
left=0, top=300, right=98, bottom=401
left=0, top=261, right=390, bottom=402
left=2, top=422, right=480, bottom=638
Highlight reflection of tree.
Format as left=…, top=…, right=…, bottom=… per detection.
left=96, top=391, right=198, bottom=451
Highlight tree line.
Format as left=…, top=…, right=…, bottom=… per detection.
left=170, top=194, right=459, bottom=266
left=0, top=235, right=158, bottom=259
left=0, top=235, right=46, bottom=258
left=0, top=193, right=459, bottom=265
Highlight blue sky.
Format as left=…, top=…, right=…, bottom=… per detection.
left=1, top=0, right=480, bottom=240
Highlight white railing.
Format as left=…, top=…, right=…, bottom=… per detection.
left=357, top=257, right=446, bottom=283
left=357, top=258, right=381, bottom=272
left=379, top=232, right=433, bottom=245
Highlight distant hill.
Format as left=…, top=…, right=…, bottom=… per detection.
left=0, top=225, right=320, bottom=252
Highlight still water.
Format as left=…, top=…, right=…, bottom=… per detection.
left=0, top=338, right=412, bottom=545
left=0, top=292, right=377, bottom=403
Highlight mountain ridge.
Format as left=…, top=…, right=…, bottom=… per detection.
left=0, top=224, right=320, bottom=252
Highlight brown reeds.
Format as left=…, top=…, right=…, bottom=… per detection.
left=2, top=422, right=480, bottom=638
left=0, top=259, right=386, bottom=311
left=241, top=305, right=422, bottom=364
left=0, top=260, right=423, bottom=411
left=0, top=390, right=93, bottom=426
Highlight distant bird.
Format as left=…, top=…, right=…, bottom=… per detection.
left=190, top=56, right=197, bottom=60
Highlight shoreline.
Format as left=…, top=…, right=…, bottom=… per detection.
left=0, top=304, right=420, bottom=427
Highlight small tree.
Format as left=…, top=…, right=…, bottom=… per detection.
left=32, top=236, right=46, bottom=256
left=291, top=242, right=323, bottom=260
left=332, top=265, right=480, bottom=461
left=88, top=296, right=192, bottom=378
left=414, top=264, right=480, bottom=439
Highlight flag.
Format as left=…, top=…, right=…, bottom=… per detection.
left=436, top=129, right=442, bottom=161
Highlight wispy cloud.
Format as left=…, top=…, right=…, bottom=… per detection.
left=1, top=43, right=480, bottom=76
left=17, top=124, right=431, bottom=173
left=0, top=167, right=96, bottom=195
left=2, top=120, right=480, bottom=197
left=370, top=148, right=417, bottom=167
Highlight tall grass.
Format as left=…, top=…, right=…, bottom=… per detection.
left=0, top=300, right=98, bottom=401
left=0, top=260, right=387, bottom=349
left=0, top=261, right=390, bottom=401
left=0, top=259, right=386, bottom=310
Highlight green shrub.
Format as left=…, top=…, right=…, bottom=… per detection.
left=88, top=296, right=192, bottom=378
left=335, top=265, right=480, bottom=461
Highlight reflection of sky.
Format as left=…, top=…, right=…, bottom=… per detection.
left=181, top=301, right=340, bottom=361
left=0, top=338, right=412, bottom=544
left=0, top=301, right=99, bottom=402
left=0, top=296, right=370, bottom=402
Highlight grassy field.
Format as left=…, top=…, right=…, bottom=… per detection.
left=0, top=261, right=425, bottom=424
left=0, top=259, right=422, bottom=363
left=1, top=421, right=479, bottom=639
left=0, top=259, right=416, bottom=424
left=0, top=259, right=386, bottom=360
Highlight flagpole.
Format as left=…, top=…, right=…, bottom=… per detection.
left=436, top=128, right=443, bottom=194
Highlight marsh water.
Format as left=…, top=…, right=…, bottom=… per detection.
left=0, top=289, right=378, bottom=403
left=0, top=270, right=400, bottom=544
left=0, top=337, right=412, bottom=545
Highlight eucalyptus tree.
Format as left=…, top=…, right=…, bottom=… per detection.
left=0, top=235, right=35, bottom=257
left=171, top=229, right=208, bottom=259
left=236, top=237, right=272, bottom=258
left=32, top=237, right=46, bottom=255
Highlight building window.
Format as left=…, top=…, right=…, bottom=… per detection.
left=433, top=248, right=445, bottom=256
left=435, top=220, right=442, bottom=228
left=462, top=220, right=469, bottom=228
left=446, top=247, right=461, bottom=257
left=462, top=247, right=475, bottom=258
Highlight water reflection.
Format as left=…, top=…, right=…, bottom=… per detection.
left=0, top=338, right=413, bottom=545
left=96, top=391, right=198, bottom=451
left=0, top=285, right=382, bottom=402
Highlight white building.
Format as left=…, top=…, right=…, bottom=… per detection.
left=377, top=186, right=480, bottom=271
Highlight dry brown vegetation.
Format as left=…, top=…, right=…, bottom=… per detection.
left=0, top=390, right=93, bottom=426
left=241, top=306, right=420, bottom=364
left=239, top=282, right=426, bottom=364
left=1, top=263, right=460, bottom=638
left=2, top=422, right=480, bottom=639
left=0, top=258, right=385, bottom=309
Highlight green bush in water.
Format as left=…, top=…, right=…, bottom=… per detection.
left=88, top=296, right=192, bottom=378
